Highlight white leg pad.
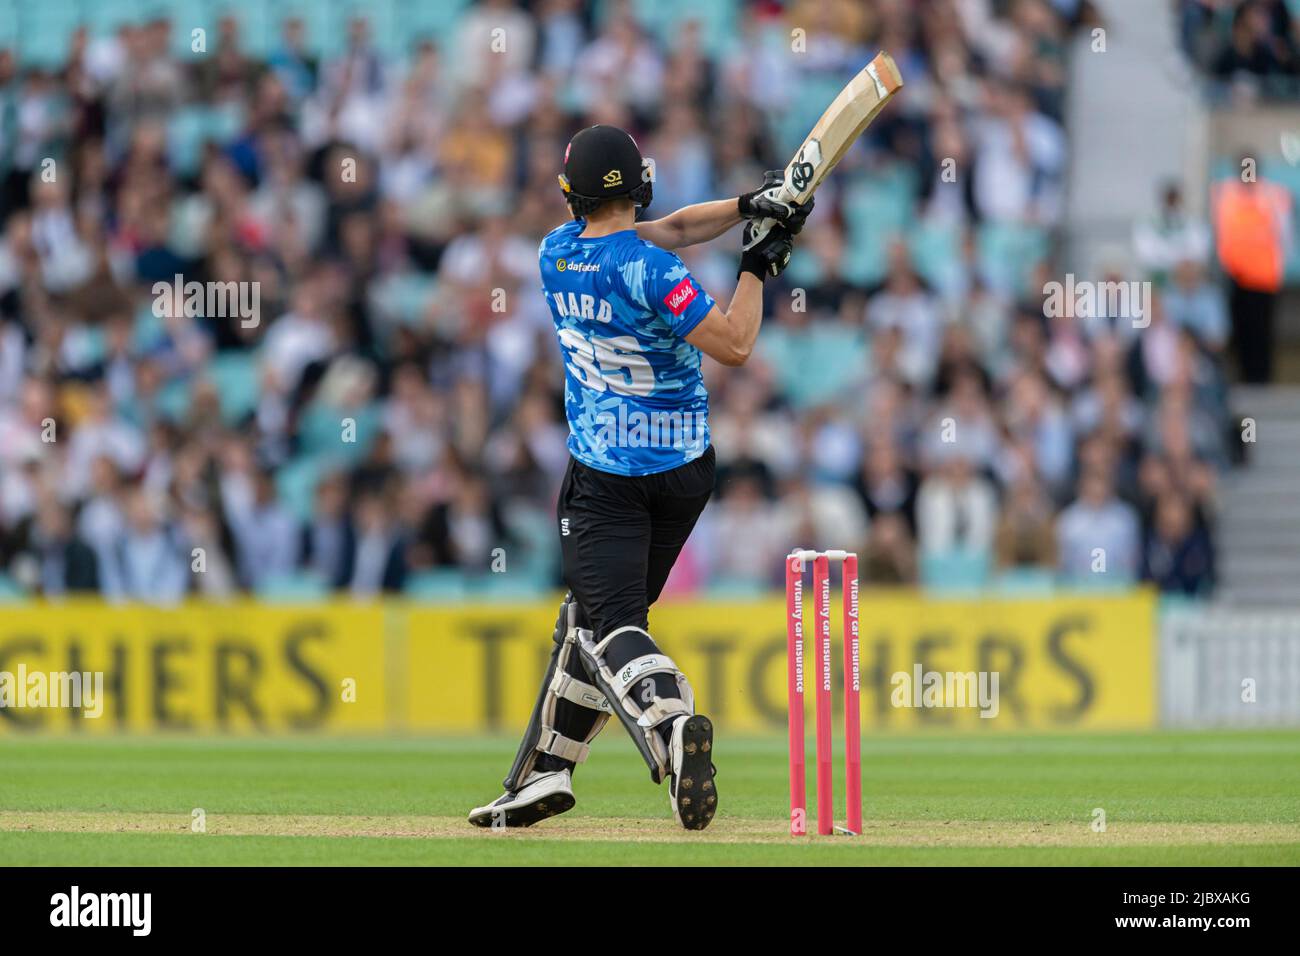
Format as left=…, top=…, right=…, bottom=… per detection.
left=579, top=625, right=695, bottom=783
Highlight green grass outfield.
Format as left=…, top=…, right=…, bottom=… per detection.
left=1, top=730, right=1298, bottom=865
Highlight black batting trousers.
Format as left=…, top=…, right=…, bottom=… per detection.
left=557, top=446, right=715, bottom=642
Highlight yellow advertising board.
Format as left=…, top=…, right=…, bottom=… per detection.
left=0, top=602, right=390, bottom=733
left=0, top=592, right=1156, bottom=734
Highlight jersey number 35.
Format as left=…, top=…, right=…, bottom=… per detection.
left=558, top=330, right=655, bottom=397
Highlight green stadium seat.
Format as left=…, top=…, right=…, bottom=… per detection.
left=209, top=98, right=246, bottom=138
left=255, top=570, right=329, bottom=601
left=72, top=324, right=108, bottom=367
left=296, top=401, right=381, bottom=462
left=168, top=107, right=211, bottom=177
left=203, top=350, right=260, bottom=424
left=0, top=4, right=18, bottom=47
left=620, top=0, right=740, bottom=59
left=405, top=568, right=467, bottom=602
left=976, top=221, right=1049, bottom=299
left=502, top=502, right=558, bottom=584
left=1061, top=574, right=1136, bottom=593
left=0, top=572, right=28, bottom=601
left=782, top=244, right=825, bottom=290
left=206, top=0, right=273, bottom=57
left=332, top=0, right=400, bottom=61
left=556, top=76, right=588, bottom=116
left=372, top=272, right=436, bottom=330
left=1157, top=592, right=1208, bottom=613
left=776, top=75, right=853, bottom=158
left=920, top=550, right=991, bottom=594
left=908, top=221, right=965, bottom=298
left=19, top=1, right=82, bottom=68
left=165, top=0, right=215, bottom=60
left=167, top=103, right=247, bottom=176
left=993, top=567, right=1057, bottom=596
left=81, top=0, right=144, bottom=38
left=843, top=169, right=915, bottom=285
left=472, top=572, right=546, bottom=601
left=398, top=0, right=471, bottom=50
left=274, top=0, right=334, bottom=58
left=704, top=576, right=767, bottom=600
left=156, top=375, right=194, bottom=422
left=275, top=454, right=324, bottom=523
left=758, top=321, right=867, bottom=410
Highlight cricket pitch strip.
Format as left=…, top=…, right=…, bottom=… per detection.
left=2, top=811, right=1298, bottom=848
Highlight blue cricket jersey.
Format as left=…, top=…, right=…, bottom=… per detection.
left=539, top=219, right=717, bottom=476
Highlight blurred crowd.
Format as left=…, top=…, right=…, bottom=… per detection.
left=1180, top=0, right=1300, bottom=97
left=0, top=0, right=1231, bottom=603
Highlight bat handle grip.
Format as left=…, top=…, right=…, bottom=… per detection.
left=743, top=217, right=776, bottom=251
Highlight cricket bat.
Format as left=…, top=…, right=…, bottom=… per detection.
left=747, top=52, right=904, bottom=247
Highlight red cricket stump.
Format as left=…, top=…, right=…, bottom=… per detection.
left=813, top=554, right=833, bottom=836
left=842, top=554, right=862, bottom=835
left=785, top=554, right=806, bottom=836
left=786, top=549, right=860, bottom=837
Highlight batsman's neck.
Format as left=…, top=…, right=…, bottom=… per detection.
left=580, top=199, right=636, bottom=238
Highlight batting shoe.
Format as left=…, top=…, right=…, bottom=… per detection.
left=467, top=769, right=575, bottom=828
left=668, top=715, right=718, bottom=830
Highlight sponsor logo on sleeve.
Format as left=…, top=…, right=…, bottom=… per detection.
left=664, top=278, right=697, bottom=316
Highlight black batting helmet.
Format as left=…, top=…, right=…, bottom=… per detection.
left=558, top=125, right=653, bottom=216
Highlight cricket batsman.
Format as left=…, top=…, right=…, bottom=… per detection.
left=468, top=126, right=811, bottom=830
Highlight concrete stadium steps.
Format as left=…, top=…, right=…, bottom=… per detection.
left=1216, top=387, right=1300, bottom=606
left=1063, top=0, right=1206, bottom=274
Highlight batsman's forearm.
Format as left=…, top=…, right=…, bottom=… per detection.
left=722, top=273, right=765, bottom=363
left=666, top=199, right=744, bottom=247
